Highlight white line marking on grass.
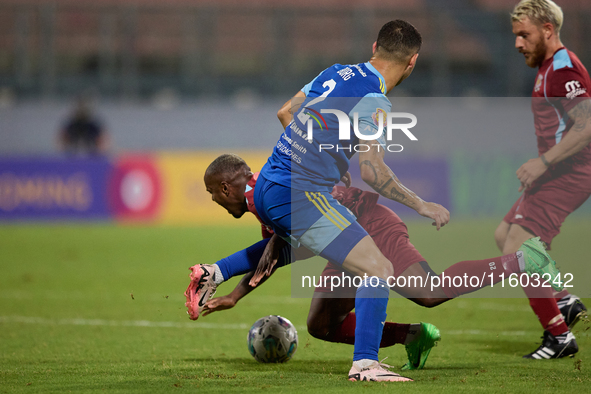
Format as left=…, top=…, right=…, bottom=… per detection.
left=0, top=290, right=308, bottom=304
left=446, top=329, right=534, bottom=336
left=0, top=315, right=255, bottom=330
left=0, top=315, right=540, bottom=336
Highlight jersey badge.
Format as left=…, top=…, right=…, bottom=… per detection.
left=534, top=74, right=543, bottom=92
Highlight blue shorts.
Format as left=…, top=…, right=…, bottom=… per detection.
left=254, top=174, right=367, bottom=265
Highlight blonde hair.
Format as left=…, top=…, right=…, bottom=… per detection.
left=511, top=0, right=563, bottom=33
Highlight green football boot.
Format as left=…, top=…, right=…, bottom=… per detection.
left=518, top=237, right=563, bottom=291
left=401, top=322, right=441, bottom=370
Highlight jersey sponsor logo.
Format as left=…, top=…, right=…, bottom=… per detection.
left=353, top=64, right=367, bottom=77
left=565, top=80, right=587, bottom=99
left=534, top=74, right=543, bottom=92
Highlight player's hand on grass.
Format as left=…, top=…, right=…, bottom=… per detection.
left=516, top=157, right=548, bottom=192
left=202, top=295, right=237, bottom=316
left=340, top=172, right=352, bottom=188
left=250, top=235, right=286, bottom=287
left=417, top=201, right=450, bottom=230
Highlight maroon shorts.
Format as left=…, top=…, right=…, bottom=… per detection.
left=503, top=172, right=591, bottom=248
left=314, top=204, right=425, bottom=295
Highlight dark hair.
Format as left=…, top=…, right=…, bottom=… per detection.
left=375, top=20, right=422, bottom=62
left=205, top=153, right=248, bottom=179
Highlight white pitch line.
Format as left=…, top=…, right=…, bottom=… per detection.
left=0, top=315, right=254, bottom=330
left=0, top=315, right=542, bottom=336
left=446, top=329, right=534, bottom=336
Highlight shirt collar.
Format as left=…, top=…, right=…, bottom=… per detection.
left=364, top=62, right=387, bottom=94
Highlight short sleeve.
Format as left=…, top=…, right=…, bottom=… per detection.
left=548, top=68, right=590, bottom=113
left=302, top=70, right=326, bottom=96
left=348, top=93, right=391, bottom=146
left=261, top=224, right=274, bottom=239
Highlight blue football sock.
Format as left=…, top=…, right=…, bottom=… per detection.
left=215, top=238, right=292, bottom=282
left=353, top=277, right=389, bottom=362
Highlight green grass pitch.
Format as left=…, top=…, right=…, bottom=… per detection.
left=0, top=219, right=589, bottom=393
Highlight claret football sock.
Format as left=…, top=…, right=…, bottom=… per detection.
left=524, top=287, right=569, bottom=336
left=439, top=254, right=520, bottom=298
left=328, top=312, right=413, bottom=347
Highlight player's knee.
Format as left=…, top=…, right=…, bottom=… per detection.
left=379, top=262, right=394, bottom=280
left=411, top=297, right=441, bottom=308
left=306, top=317, right=329, bottom=339
left=494, top=224, right=507, bottom=252
left=370, top=255, right=394, bottom=279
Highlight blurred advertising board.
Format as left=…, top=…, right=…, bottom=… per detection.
left=109, top=154, right=162, bottom=222
left=0, top=157, right=111, bottom=220
left=155, top=151, right=268, bottom=226
left=0, top=152, right=270, bottom=224
left=7, top=152, right=585, bottom=223
left=347, top=156, right=450, bottom=218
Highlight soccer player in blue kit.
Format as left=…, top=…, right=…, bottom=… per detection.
left=194, top=20, right=449, bottom=382
left=256, top=20, right=452, bottom=382
left=186, top=19, right=565, bottom=382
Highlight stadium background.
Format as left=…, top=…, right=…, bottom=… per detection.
left=1, top=1, right=591, bottom=392
left=1, top=0, right=591, bottom=224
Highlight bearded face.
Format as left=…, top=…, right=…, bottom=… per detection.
left=523, top=34, right=547, bottom=68
left=512, top=17, right=548, bottom=69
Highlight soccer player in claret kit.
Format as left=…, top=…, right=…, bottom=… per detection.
left=187, top=20, right=562, bottom=381
left=495, top=0, right=591, bottom=359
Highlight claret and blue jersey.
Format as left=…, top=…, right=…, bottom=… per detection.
left=261, top=61, right=392, bottom=191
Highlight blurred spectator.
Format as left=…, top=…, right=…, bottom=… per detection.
left=59, top=98, right=108, bottom=156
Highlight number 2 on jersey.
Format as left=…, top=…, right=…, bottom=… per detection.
left=297, top=79, right=336, bottom=125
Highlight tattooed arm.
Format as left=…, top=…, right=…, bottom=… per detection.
left=517, top=99, right=591, bottom=191
left=358, top=140, right=450, bottom=230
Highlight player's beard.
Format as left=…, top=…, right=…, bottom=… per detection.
left=524, top=37, right=546, bottom=68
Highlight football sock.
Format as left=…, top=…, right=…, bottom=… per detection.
left=213, top=264, right=224, bottom=285
left=353, top=277, right=389, bottom=362
left=554, top=289, right=571, bottom=301
left=214, top=238, right=292, bottom=283
left=439, top=253, right=522, bottom=298
left=328, top=312, right=413, bottom=347
left=403, top=323, right=423, bottom=345
left=555, top=331, right=574, bottom=344
left=523, top=284, right=569, bottom=336
left=353, top=359, right=376, bottom=369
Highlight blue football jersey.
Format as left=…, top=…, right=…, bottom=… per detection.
left=261, top=62, right=391, bottom=191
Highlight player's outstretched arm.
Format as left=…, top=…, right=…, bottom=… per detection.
left=203, top=271, right=272, bottom=316
left=517, top=99, right=591, bottom=191
left=277, top=91, right=306, bottom=129
left=358, top=140, right=450, bottom=230
left=250, top=234, right=287, bottom=286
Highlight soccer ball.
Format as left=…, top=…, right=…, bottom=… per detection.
left=247, top=315, right=298, bottom=363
